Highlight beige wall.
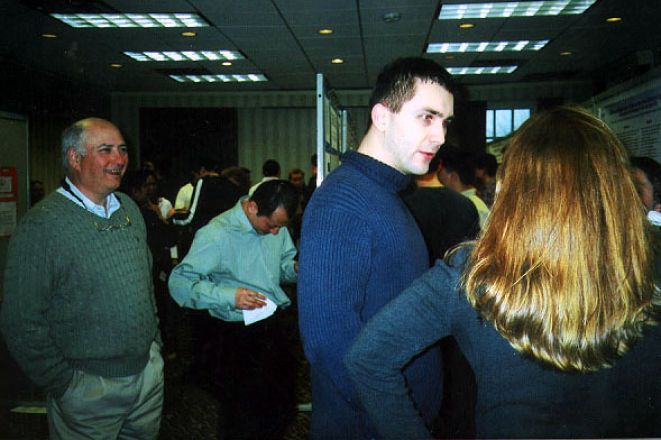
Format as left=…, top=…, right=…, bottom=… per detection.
left=111, top=90, right=371, bottom=182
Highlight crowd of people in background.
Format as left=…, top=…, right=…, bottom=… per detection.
left=2, top=56, right=660, bottom=440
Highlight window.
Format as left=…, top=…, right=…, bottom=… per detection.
left=486, top=108, right=531, bottom=143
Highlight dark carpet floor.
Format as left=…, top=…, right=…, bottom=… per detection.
left=0, top=304, right=311, bottom=440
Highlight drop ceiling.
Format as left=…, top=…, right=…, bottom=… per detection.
left=1, top=0, right=659, bottom=93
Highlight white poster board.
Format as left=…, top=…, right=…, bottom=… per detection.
left=316, top=73, right=350, bottom=185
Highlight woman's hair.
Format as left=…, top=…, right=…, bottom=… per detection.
left=462, top=106, right=659, bottom=372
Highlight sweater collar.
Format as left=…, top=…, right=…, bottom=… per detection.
left=341, top=151, right=412, bottom=193
left=57, top=177, right=121, bottom=219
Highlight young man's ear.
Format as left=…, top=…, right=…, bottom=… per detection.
left=371, top=102, right=391, bottom=132
left=247, top=199, right=259, bottom=215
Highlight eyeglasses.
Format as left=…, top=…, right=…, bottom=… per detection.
left=91, top=206, right=132, bottom=232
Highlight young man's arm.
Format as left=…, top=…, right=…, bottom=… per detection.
left=298, top=207, right=372, bottom=406
left=279, top=227, right=298, bottom=284
left=168, top=224, right=237, bottom=314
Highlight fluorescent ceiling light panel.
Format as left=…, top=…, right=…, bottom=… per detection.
left=447, top=66, right=518, bottom=75
left=124, top=50, right=243, bottom=62
left=50, top=13, right=209, bottom=28
left=427, top=40, right=548, bottom=53
left=438, top=1, right=597, bottom=19
left=170, top=74, right=268, bottom=83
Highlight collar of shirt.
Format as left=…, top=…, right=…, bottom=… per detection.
left=462, top=187, right=477, bottom=197
left=56, top=176, right=121, bottom=219
left=648, top=210, right=661, bottom=226
left=231, top=196, right=266, bottom=236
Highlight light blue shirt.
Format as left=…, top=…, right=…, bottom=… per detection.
left=56, top=177, right=121, bottom=218
left=168, top=198, right=298, bottom=322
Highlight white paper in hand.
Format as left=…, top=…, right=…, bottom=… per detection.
left=242, top=296, right=277, bottom=325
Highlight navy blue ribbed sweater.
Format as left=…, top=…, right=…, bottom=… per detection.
left=298, top=151, right=443, bottom=440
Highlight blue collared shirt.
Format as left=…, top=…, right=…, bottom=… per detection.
left=168, top=197, right=298, bottom=322
left=56, top=177, right=121, bottom=218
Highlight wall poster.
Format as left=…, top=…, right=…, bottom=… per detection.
left=0, top=166, right=18, bottom=237
left=593, top=75, right=661, bottom=163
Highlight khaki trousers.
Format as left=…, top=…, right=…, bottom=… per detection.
left=47, top=341, right=164, bottom=440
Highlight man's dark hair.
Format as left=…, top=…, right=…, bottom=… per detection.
left=222, top=166, right=252, bottom=195
left=196, top=156, right=219, bottom=173
left=262, top=159, right=281, bottom=177
left=122, top=169, right=155, bottom=195
left=474, top=153, right=498, bottom=177
left=288, top=168, right=304, bottom=180
left=250, top=179, right=298, bottom=219
left=368, top=57, right=456, bottom=114
left=631, top=156, right=661, bottom=205
left=438, top=147, right=476, bottom=186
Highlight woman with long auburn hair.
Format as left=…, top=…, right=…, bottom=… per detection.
left=345, top=106, right=661, bottom=439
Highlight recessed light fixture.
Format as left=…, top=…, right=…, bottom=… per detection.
left=181, top=31, right=197, bottom=37
left=427, top=40, right=548, bottom=53
left=606, top=17, right=622, bottom=23
left=383, top=12, right=401, bottom=22
left=458, top=23, right=475, bottom=29
left=331, top=58, right=344, bottom=64
left=221, top=61, right=233, bottom=66
left=318, top=28, right=334, bottom=35
left=124, top=50, right=244, bottom=62
left=447, top=66, right=518, bottom=75
left=560, top=51, right=572, bottom=56
left=170, top=74, right=267, bottom=83
left=110, top=63, right=123, bottom=68
left=438, top=0, right=597, bottom=19
left=50, top=12, right=209, bottom=28
left=41, top=33, right=58, bottom=38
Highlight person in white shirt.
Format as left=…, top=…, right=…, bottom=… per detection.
left=248, top=158, right=281, bottom=195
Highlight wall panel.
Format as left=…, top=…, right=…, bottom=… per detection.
left=1, top=60, right=110, bottom=195
left=237, top=108, right=316, bottom=181
left=112, top=92, right=325, bottom=181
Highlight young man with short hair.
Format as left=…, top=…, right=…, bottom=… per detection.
left=169, top=179, right=299, bottom=439
left=298, top=57, right=456, bottom=439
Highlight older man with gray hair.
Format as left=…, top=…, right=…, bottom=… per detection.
left=1, top=117, right=163, bottom=439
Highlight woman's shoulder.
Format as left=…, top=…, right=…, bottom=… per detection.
left=425, top=245, right=472, bottom=281
left=405, top=246, right=473, bottom=303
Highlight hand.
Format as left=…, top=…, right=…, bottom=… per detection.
left=235, top=287, right=267, bottom=310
